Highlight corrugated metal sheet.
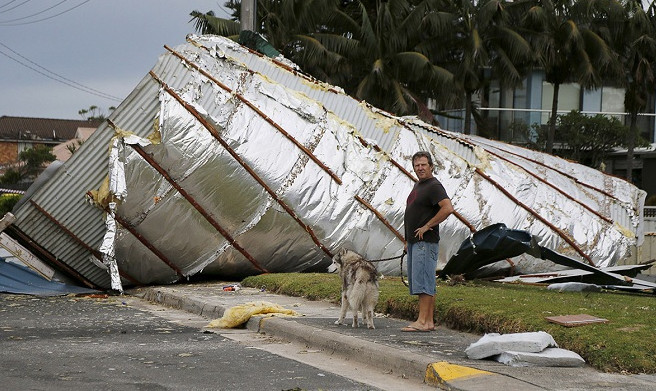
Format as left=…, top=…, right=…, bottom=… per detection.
left=11, top=73, right=163, bottom=288
left=8, top=35, right=647, bottom=289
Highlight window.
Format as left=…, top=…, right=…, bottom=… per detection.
left=541, top=83, right=581, bottom=124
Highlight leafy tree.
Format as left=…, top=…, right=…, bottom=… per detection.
left=0, top=168, right=22, bottom=185
left=0, top=145, right=56, bottom=185
left=18, top=145, right=56, bottom=179
left=190, top=8, right=241, bottom=38
left=522, top=0, right=621, bottom=154
left=191, top=0, right=341, bottom=81
left=554, top=111, right=631, bottom=168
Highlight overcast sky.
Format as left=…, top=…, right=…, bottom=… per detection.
left=0, top=0, right=230, bottom=120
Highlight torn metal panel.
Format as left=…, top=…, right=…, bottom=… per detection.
left=6, top=35, right=648, bottom=288
left=0, top=258, right=97, bottom=296
left=497, top=263, right=655, bottom=285
left=8, top=72, right=163, bottom=289
left=441, top=223, right=656, bottom=290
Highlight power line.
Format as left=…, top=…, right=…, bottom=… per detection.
left=0, top=0, right=69, bottom=23
left=0, top=0, right=31, bottom=15
left=0, top=1, right=21, bottom=11
left=0, top=41, right=122, bottom=102
left=0, top=0, right=90, bottom=26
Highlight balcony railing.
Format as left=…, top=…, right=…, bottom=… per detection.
left=645, top=206, right=656, bottom=219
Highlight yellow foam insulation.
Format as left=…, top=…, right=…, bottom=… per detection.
left=206, top=301, right=300, bottom=328
left=615, top=221, right=636, bottom=239
left=87, top=176, right=112, bottom=209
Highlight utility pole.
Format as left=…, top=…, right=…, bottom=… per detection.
left=241, top=0, right=256, bottom=31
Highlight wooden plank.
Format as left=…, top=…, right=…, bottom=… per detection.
left=0, top=232, right=55, bottom=280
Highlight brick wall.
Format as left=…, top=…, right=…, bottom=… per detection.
left=0, top=142, right=18, bottom=165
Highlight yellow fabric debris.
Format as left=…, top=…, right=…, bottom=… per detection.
left=207, top=301, right=300, bottom=328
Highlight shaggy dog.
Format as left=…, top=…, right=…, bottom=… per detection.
left=327, top=248, right=379, bottom=329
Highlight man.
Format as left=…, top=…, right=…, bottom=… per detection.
left=402, top=151, right=454, bottom=332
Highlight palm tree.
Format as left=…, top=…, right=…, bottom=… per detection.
left=191, top=0, right=454, bottom=121
left=613, top=0, right=656, bottom=182
left=190, top=0, right=342, bottom=79
left=523, top=0, right=620, bottom=153
left=190, top=9, right=241, bottom=39
left=422, top=0, right=533, bottom=134
left=324, top=0, right=455, bottom=120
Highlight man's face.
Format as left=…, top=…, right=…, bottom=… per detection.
left=413, top=156, right=433, bottom=181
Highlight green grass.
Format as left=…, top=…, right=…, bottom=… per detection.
left=242, top=273, right=656, bottom=374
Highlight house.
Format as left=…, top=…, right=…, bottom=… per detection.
left=0, top=116, right=102, bottom=167
left=434, top=71, right=656, bottom=200
left=52, top=127, right=97, bottom=162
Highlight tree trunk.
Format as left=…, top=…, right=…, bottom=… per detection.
left=547, top=82, right=560, bottom=154
left=464, top=91, right=472, bottom=135
left=626, top=111, right=637, bottom=183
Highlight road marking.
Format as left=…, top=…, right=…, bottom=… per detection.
left=425, top=361, right=492, bottom=385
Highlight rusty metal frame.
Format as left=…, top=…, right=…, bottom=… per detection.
left=355, top=135, right=417, bottom=182
left=146, top=73, right=333, bottom=259
left=29, top=200, right=141, bottom=285
left=129, top=143, right=268, bottom=273
left=354, top=195, right=404, bottom=242
left=87, top=191, right=186, bottom=279
left=474, top=144, right=612, bottom=224
left=164, top=45, right=342, bottom=185
left=475, top=168, right=595, bottom=266
left=183, top=38, right=477, bottom=247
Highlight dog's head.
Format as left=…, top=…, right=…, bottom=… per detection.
left=327, top=248, right=362, bottom=273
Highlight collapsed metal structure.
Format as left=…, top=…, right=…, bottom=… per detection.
left=3, top=35, right=647, bottom=290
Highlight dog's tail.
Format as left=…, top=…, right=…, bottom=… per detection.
left=349, top=278, right=367, bottom=308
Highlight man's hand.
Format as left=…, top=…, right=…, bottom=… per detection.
left=414, top=225, right=432, bottom=240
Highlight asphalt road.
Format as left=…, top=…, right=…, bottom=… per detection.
left=0, top=293, right=382, bottom=391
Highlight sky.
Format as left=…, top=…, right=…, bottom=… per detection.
left=0, top=0, right=230, bottom=120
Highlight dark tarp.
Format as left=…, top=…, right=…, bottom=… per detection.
left=439, top=223, right=656, bottom=290
left=438, top=223, right=538, bottom=278
left=0, top=257, right=98, bottom=296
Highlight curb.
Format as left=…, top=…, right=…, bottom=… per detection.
left=424, top=362, right=543, bottom=390
left=133, top=287, right=542, bottom=390
left=249, top=315, right=431, bottom=382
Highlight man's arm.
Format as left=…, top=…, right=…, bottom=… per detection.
left=414, top=198, right=454, bottom=240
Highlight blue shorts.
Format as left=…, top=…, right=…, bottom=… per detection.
left=407, top=241, right=439, bottom=296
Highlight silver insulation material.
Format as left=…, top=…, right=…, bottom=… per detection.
left=7, top=35, right=648, bottom=288
left=100, top=202, right=122, bottom=293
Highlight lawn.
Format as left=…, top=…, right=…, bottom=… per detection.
left=242, top=272, right=656, bottom=374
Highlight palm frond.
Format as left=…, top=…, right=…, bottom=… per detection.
left=190, top=11, right=240, bottom=36
left=313, top=33, right=361, bottom=56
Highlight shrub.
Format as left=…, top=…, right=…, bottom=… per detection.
left=0, top=193, right=21, bottom=216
